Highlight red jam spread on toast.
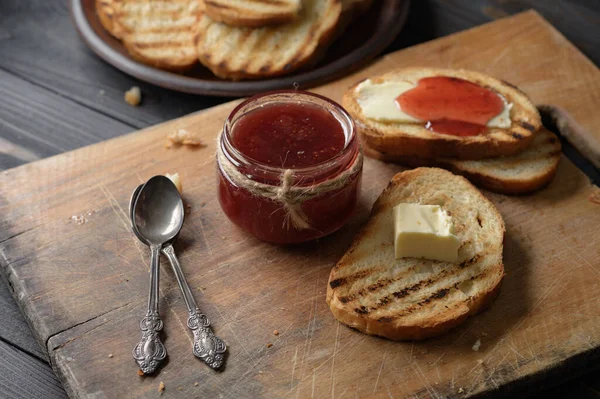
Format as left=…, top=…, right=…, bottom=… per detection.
left=218, top=93, right=361, bottom=244
left=396, top=77, right=504, bottom=136
left=231, top=103, right=346, bottom=169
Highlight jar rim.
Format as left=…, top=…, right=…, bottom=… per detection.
left=221, top=90, right=357, bottom=176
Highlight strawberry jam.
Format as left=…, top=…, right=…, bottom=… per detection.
left=396, top=77, right=504, bottom=136
left=231, top=103, right=346, bottom=169
left=217, top=91, right=361, bottom=244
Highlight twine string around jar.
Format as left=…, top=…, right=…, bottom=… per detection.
left=217, top=131, right=363, bottom=230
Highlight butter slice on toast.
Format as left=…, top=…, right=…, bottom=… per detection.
left=327, top=168, right=505, bottom=340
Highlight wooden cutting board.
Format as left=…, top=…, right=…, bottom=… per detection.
left=1, top=11, right=600, bottom=399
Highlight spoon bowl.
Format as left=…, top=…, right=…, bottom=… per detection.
left=133, top=176, right=184, bottom=245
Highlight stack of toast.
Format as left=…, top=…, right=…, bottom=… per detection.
left=327, top=67, right=562, bottom=341
left=343, top=67, right=561, bottom=194
left=96, top=0, right=372, bottom=78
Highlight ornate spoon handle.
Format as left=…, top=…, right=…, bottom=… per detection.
left=162, top=244, right=227, bottom=369
left=132, top=244, right=166, bottom=374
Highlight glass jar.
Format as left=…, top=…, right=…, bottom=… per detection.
left=216, top=91, right=362, bottom=244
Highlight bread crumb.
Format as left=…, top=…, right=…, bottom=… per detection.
left=194, top=382, right=199, bottom=387
left=280, top=307, right=285, bottom=311
left=166, top=129, right=205, bottom=148
left=165, top=173, right=183, bottom=194
left=458, top=387, right=465, bottom=394
left=71, top=215, right=86, bottom=225
left=158, top=381, right=165, bottom=393
left=124, top=86, right=141, bottom=106
left=266, top=343, right=273, bottom=348
left=137, top=369, right=144, bottom=377
left=273, top=330, right=279, bottom=336
left=200, top=285, right=207, bottom=290
left=472, top=339, right=481, bottom=351
left=588, top=188, right=600, bottom=205
left=108, top=353, right=113, bottom=358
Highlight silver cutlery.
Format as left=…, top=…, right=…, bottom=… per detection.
left=130, top=178, right=226, bottom=371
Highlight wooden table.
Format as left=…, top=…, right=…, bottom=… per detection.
left=0, top=1, right=599, bottom=398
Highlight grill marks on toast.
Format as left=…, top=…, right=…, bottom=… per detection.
left=336, top=253, right=488, bottom=316
left=203, top=0, right=302, bottom=28
left=354, top=270, right=491, bottom=321
left=97, top=0, right=365, bottom=78
left=195, top=0, right=342, bottom=79
left=97, top=0, right=121, bottom=39
left=328, top=267, right=381, bottom=290
left=116, top=0, right=199, bottom=71
left=326, top=168, right=506, bottom=340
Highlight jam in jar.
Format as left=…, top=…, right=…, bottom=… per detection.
left=217, top=91, right=362, bottom=244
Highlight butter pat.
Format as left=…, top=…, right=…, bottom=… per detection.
left=393, top=203, right=460, bottom=262
left=355, top=79, right=512, bottom=128
left=355, top=79, right=421, bottom=123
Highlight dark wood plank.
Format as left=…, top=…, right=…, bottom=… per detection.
left=386, top=0, right=600, bottom=67
left=0, top=68, right=132, bottom=169
left=0, top=279, right=46, bottom=360
left=0, top=340, right=66, bottom=399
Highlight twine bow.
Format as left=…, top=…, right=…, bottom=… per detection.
left=217, top=132, right=362, bottom=230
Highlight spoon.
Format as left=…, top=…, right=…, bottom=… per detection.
left=130, top=176, right=179, bottom=374
left=130, top=180, right=227, bottom=370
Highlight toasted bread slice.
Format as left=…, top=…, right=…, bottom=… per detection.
left=327, top=168, right=505, bottom=340
left=195, top=0, right=342, bottom=80
left=202, top=0, right=302, bottom=27
left=96, top=0, right=122, bottom=39
left=343, top=68, right=542, bottom=160
left=364, top=128, right=561, bottom=195
left=114, top=0, right=199, bottom=71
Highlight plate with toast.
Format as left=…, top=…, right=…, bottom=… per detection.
left=70, top=0, right=409, bottom=96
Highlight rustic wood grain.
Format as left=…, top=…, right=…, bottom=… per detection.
left=0, top=280, right=46, bottom=360
left=0, top=69, right=133, bottom=170
left=1, top=12, right=600, bottom=398
left=0, top=340, right=66, bottom=399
